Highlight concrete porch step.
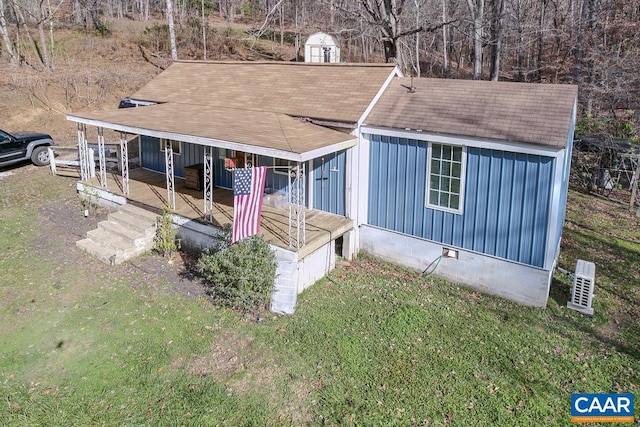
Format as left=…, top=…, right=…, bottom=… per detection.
left=107, top=211, right=157, bottom=238
left=76, top=238, right=125, bottom=265
left=118, top=203, right=161, bottom=222
left=76, top=203, right=159, bottom=265
left=86, top=228, right=137, bottom=257
left=97, top=220, right=148, bottom=249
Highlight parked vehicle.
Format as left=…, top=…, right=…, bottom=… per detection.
left=0, top=129, right=56, bottom=167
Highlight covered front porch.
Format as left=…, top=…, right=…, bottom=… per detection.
left=81, top=167, right=353, bottom=260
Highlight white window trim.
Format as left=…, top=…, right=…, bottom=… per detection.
left=160, top=139, right=182, bottom=156
left=273, top=157, right=290, bottom=175
left=425, top=142, right=466, bottom=215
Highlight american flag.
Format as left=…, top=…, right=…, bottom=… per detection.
left=232, top=166, right=267, bottom=243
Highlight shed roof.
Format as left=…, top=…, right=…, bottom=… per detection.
left=67, top=103, right=356, bottom=161
left=305, top=32, right=338, bottom=47
left=364, top=77, right=578, bottom=148
left=130, top=61, right=398, bottom=124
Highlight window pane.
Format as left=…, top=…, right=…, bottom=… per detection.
left=451, top=178, right=460, bottom=194
left=452, top=163, right=461, bottom=178
left=439, top=192, right=450, bottom=207
left=433, top=144, right=442, bottom=159
left=453, top=147, right=462, bottom=162
left=430, top=177, right=439, bottom=190
left=440, top=177, right=450, bottom=192
left=431, top=158, right=439, bottom=174
left=450, top=194, right=459, bottom=209
left=442, top=146, right=452, bottom=160
left=429, top=190, right=439, bottom=205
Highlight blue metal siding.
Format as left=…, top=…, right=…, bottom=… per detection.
left=140, top=136, right=204, bottom=178
left=140, top=135, right=164, bottom=173
left=367, top=134, right=555, bottom=268
left=313, top=150, right=346, bottom=216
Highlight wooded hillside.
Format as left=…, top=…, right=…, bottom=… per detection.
left=1, top=0, right=639, bottom=138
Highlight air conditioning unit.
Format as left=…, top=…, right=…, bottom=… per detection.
left=567, top=259, right=596, bottom=316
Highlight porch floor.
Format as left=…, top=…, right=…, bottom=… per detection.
left=85, top=168, right=353, bottom=258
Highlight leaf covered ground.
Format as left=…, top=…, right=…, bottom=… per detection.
left=1, top=167, right=638, bottom=425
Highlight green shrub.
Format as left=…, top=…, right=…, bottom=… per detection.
left=154, top=208, right=180, bottom=257
left=197, top=229, right=276, bottom=313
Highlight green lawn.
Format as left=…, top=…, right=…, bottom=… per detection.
left=1, top=168, right=638, bottom=425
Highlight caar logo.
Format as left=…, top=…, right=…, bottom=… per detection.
left=571, top=393, right=634, bottom=423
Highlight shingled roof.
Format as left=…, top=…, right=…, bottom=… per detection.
left=68, top=103, right=357, bottom=161
left=131, top=61, right=398, bottom=124
left=68, top=61, right=398, bottom=158
left=363, top=77, right=578, bottom=148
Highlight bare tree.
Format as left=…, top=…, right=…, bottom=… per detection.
left=465, top=0, right=484, bottom=79
left=166, top=0, right=177, bottom=60
left=488, top=0, right=503, bottom=80
left=0, top=0, right=18, bottom=65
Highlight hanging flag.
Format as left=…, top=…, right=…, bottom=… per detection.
left=232, top=166, right=267, bottom=243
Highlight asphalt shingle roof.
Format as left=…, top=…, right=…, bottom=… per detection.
left=364, top=77, right=578, bottom=147
left=68, top=103, right=356, bottom=158
left=131, top=61, right=398, bottom=123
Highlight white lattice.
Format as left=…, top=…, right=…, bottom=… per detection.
left=97, top=127, right=107, bottom=188
left=119, top=132, right=129, bottom=195
left=288, top=162, right=306, bottom=249
left=165, top=140, right=175, bottom=210
left=204, top=146, right=214, bottom=222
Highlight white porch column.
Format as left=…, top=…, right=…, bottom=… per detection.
left=203, top=146, right=214, bottom=222
left=97, top=127, right=107, bottom=188
left=77, top=123, right=89, bottom=182
left=164, top=140, right=175, bottom=210
left=119, top=132, right=129, bottom=196
left=288, top=162, right=306, bottom=249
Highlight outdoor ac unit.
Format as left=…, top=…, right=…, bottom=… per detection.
left=567, top=259, right=596, bottom=316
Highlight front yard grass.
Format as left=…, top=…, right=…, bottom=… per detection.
left=1, top=168, right=638, bottom=425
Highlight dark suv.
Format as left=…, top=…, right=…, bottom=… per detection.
left=0, top=129, right=56, bottom=168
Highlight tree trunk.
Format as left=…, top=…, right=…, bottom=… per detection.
left=489, top=0, right=504, bottom=81
left=37, top=20, right=51, bottom=69
left=466, top=0, right=484, bottom=80
left=166, top=0, right=177, bottom=60
left=0, top=0, right=18, bottom=66
left=11, top=0, right=46, bottom=68
left=383, top=38, right=398, bottom=64
left=442, top=0, right=449, bottom=77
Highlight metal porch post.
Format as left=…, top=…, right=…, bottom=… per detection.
left=204, top=146, right=214, bottom=222
left=119, top=132, right=129, bottom=196
left=164, top=140, right=175, bottom=210
left=77, top=123, right=89, bottom=182
left=97, top=127, right=107, bottom=188
left=288, top=162, right=306, bottom=249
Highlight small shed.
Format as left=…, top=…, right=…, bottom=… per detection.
left=304, top=32, right=340, bottom=63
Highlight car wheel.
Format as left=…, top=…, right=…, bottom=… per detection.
left=31, top=146, right=51, bottom=166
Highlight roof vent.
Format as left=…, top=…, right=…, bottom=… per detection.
left=567, top=259, right=595, bottom=316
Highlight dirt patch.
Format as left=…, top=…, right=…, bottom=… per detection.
left=188, top=329, right=313, bottom=423
left=31, top=179, right=207, bottom=299
left=189, top=330, right=252, bottom=380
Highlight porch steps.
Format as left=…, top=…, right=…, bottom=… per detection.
left=76, top=204, right=158, bottom=265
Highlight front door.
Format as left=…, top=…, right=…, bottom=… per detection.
left=313, top=151, right=346, bottom=216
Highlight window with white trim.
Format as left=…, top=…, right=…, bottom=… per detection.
left=426, top=143, right=465, bottom=214
left=273, top=158, right=290, bottom=175
left=160, top=139, right=182, bottom=155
